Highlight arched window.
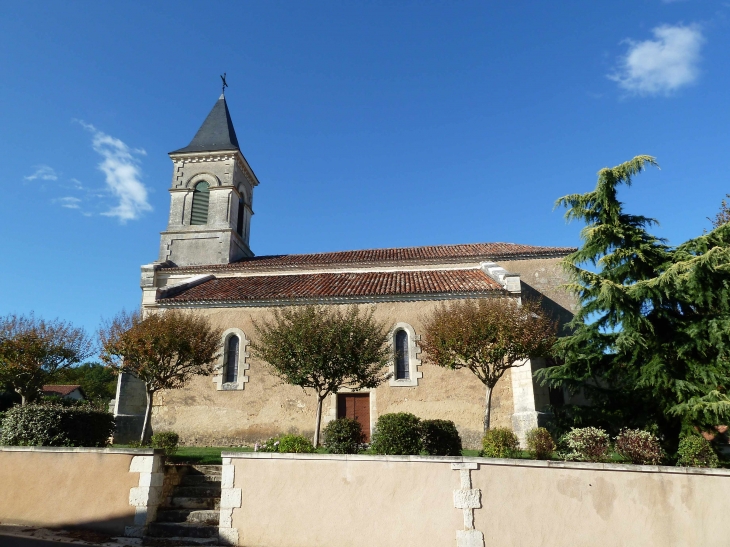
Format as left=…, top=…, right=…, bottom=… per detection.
left=236, top=198, right=244, bottom=237
left=190, top=181, right=210, bottom=225
left=395, top=330, right=409, bottom=380
left=225, top=335, right=239, bottom=383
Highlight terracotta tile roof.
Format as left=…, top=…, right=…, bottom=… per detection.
left=159, top=269, right=503, bottom=304
left=42, top=385, right=83, bottom=397
left=160, top=242, right=576, bottom=273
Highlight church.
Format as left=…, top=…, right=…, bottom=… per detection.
left=113, top=94, right=576, bottom=449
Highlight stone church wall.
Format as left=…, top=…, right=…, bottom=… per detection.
left=151, top=299, right=516, bottom=449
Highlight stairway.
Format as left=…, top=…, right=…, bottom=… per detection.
left=145, top=464, right=222, bottom=545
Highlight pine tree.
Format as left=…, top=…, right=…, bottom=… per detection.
left=537, top=156, right=730, bottom=448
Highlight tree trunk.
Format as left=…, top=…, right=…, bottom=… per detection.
left=483, top=384, right=494, bottom=433
left=313, top=395, right=324, bottom=448
left=20, top=393, right=27, bottom=407
left=140, top=390, right=153, bottom=444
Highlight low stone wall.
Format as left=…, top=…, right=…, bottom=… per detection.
left=0, top=447, right=165, bottom=536
left=222, top=452, right=730, bottom=547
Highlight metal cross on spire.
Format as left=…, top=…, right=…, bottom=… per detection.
left=220, top=73, right=228, bottom=95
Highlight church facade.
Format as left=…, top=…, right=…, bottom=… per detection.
left=113, top=95, right=576, bottom=448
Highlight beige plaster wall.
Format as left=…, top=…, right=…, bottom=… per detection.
left=229, top=454, right=462, bottom=547
left=0, top=448, right=140, bottom=533
left=153, top=300, right=514, bottom=449
left=499, top=256, right=576, bottom=317
left=226, top=454, right=730, bottom=547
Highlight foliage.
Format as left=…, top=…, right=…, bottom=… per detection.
left=277, top=434, right=316, bottom=453
left=481, top=427, right=519, bottom=458
left=255, top=436, right=282, bottom=453
left=370, top=413, right=423, bottom=455
left=537, top=156, right=730, bottom=451
left=561, top=427, right=610, bottom=462
left=526, top=427, right=555, bottom=460
left=150, top=431, right=180, bottom=456
left=0, top=313, right=94, bottom=405
left=52, top=362, right=118, bottom=402
left=614, top=429, right=664, bottom=465
left=421, top=298, right=556, bottom=432
left=709, top=194, right=730, bottom=228
left=99, top=309, right=222, bottom=443
left=421, top=419, right=462, bottom=456
left=322, top=418, right=364, bottom=454
left=0, top=403, right=114, bottom=447
left=676, top=435, right=719, bottom=468
left=253, top=305, right=390, bottom=447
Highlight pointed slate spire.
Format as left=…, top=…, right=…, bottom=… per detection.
left=172, top=94, right=240, bottom=154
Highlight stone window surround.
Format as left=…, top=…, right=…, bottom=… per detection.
left=213, top=328, right=250, bottom=391
left=388, top=322, right=423, bottom=387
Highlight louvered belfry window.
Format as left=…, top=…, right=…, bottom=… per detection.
left=225, top=335, right=239, bottom=383
left=236, top=198, right=244, bottom=237
left=395, top=330, right=409, bottom=380
left=190, top=181, right=210, bottom=225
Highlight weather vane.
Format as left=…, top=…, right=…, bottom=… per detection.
left=220, top=73, right=228, bottom=95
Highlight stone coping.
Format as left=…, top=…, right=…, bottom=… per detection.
left=0, top=446, right=161, bottom=455
left=221, top=451, right=730, bottom=477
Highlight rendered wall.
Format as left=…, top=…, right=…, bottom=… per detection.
left=223, top=453, right=730, bottom=547
left=0, top=447, right=163, bottom=535
left=151, top=300, right=516, bottom=449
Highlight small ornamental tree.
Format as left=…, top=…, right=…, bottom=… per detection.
left=252, top=305, right=391, bottom=447
left=99, top=310, right=221, bottom=442
left=0, top=314, right=94, bottom=405
left=421, top=298, right=556, bottom=432
left=709, top=194, right=730, bottom=228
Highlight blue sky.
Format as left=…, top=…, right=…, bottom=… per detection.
left=1, top=1, right=728, bottom=334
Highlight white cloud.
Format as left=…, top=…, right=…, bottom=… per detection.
left=55, top=197, right=82, bottom=209
left=24, top=165, right=58, bottom=181
left=78, top=121, right=152, bottom=222
left=609, top=24, right=704, bottom=96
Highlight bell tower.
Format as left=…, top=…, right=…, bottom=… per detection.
left=158, top=94, right=259, bottom=266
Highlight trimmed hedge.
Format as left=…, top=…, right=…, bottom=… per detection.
left=676, top=436, right=719, bottom=468
left=482, top=428, right=519, bottom=458
left=421, top=419, right=462, bottom=456
left=526, top=427, right=555, bottom=460
left=0, top=403, right=114, bottom=447
left=371, top=413, right=423, bottom=455
left=322, top=418, right=364, bottom=454
left=151, top=431, right=180, bottom=456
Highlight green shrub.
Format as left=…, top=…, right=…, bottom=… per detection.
left=526, top=427, right=555, bottom=460
left=561, top=427, right=610, bottom=462
left=0, top=403, right=114, bottom=447
left=255, top=436, right=282, bottom=452
left=371, top=413, right=423, bottom=455
left=614, top=429, right=664, bottom=465
left=150, top=431, right=180, bottom=456
left=421, top=419, right=462, bottom=456
left=481, top=428, right=519, bottom=458
left=676, top=436, right=719, bottom=468
left=322, top=418, right=364, bottom=454
left=278, top=434, right=315, bottom=453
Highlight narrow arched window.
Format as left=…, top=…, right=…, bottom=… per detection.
left=190, top=181, right=210, bottom=225
left=236, top=198, right=244, bottom=237
left=395, top=330, right=409, bottom=380
left=225, top=335, right=239, bottom=383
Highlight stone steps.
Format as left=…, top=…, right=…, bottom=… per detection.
left=143, top=464, right=223, bottom=544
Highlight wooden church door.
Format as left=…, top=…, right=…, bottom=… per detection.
left=337, top=393, right=371, bottom=442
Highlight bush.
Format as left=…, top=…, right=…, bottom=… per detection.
left=421, top=419, right=462, bottom=456
left=322, top=418, right=363, bottom=454
left=255, top=436, right=282, bottom=452
left=561, top=427, right=610, bottom=462
left=278, top=434, right=315, bottom=453
left=526, top=427, right=555, bottom=460
left=676, top=436, right=719, bottom=468
left=0, top=403, right=114, bottom=447
left=150, top=431, right=180, bottom=456
left=481, top=428, right=519, bottom=458
left=614, top=429, right=663, bottom=465
left=371, top=413, right=423, bottom=455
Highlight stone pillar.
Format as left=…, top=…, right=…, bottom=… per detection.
left=510, top=358, right=541, bottom=447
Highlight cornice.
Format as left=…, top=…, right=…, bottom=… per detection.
left=169, top=150, right=260, bottom=187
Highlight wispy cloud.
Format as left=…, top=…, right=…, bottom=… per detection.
left=55, top=197, right=82, bottom=209
left=609, top=24, right=704, bottom=96
left=77, top=121, right=152, bottom=222
left=24, top=165, right=58, bottom=181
